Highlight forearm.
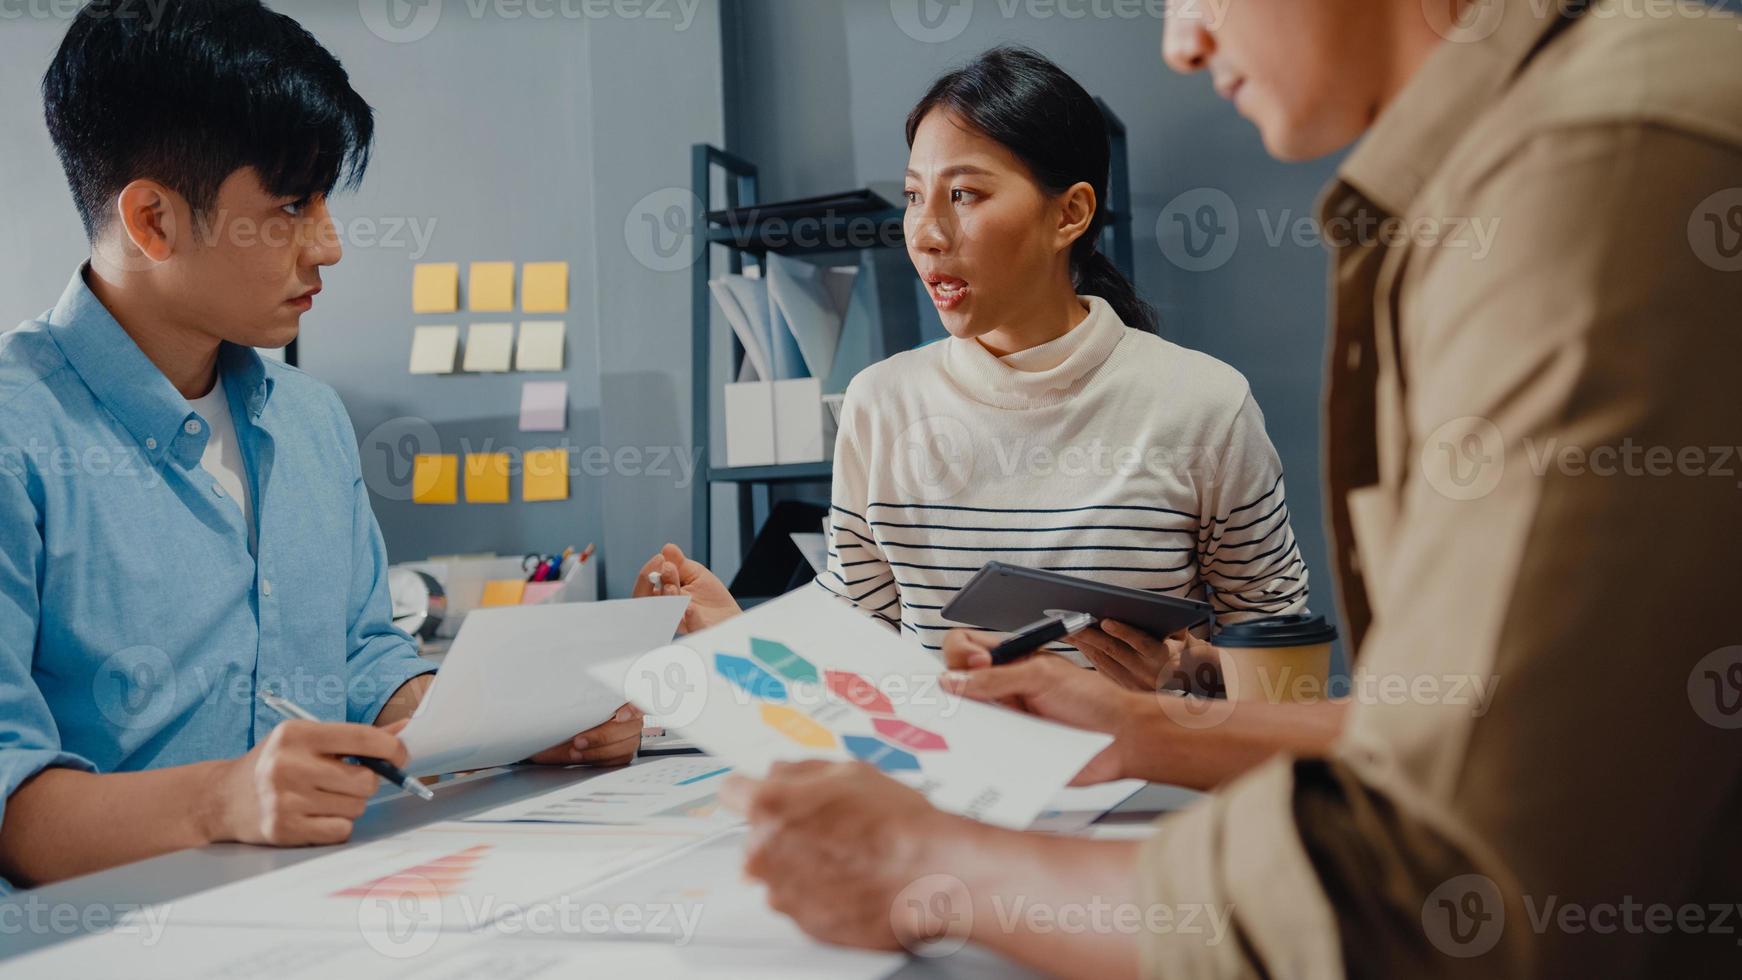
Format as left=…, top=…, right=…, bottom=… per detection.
left=1116, top=694, right=1348, bottom=790
left=928, top=816, right=1145, bottom=979
left=371, top=673, right=434, bottom=728
left=0, top=762, right=228, bottom=888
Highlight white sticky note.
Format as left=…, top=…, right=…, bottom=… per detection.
left=463, top=323, right=515, bottom=373
left=516, top=320, right=566, bottom=372
left=519, top=381, right=568, bottom=432
left=409, top=325, right=460, bottom=375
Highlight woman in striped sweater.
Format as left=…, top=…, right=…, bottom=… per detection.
left=639, top=47, right=1309, bottom=690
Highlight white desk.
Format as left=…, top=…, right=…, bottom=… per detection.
left=0, top=762, right=1198, bottom=977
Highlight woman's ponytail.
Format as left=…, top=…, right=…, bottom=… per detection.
left=1074, top=248, right=1157, bottom=334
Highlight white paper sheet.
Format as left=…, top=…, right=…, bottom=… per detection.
left=593, top=587, right=1113, bottom=829
left=131, top=821, right=713, bottom=933
left=401, top=597, right=687, bottom=776
left=464, top=756, right=737, bottom=826
left=8, top=926, right=902, bottom=980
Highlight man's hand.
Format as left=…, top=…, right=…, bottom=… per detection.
left=632, top=542, right=742, bottom=634
left=720, top=760, right=970, bottom=952
left=941, top=630, right=1147, bottom=785
left=201, top=718, right=410, bottom=847
left=1072, top=622, right=1222, bottom=695
left=525, top=703, right=644, bottom=768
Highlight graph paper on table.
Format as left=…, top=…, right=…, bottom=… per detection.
left=465, top=756, right=736, bottom=826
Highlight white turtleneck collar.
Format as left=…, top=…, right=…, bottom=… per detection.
left=941, top=295, right=1129, bottom=410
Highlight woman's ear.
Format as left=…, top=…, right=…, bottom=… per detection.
left=1055, top=181, right=1098, bottom=253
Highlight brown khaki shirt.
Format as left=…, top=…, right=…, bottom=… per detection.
left=1140, top=1, right=1742, bottom=976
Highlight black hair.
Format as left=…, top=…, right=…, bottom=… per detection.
left=906, top=46, right=1156, bottom=333
left=42, top=0, right=374, bottom=241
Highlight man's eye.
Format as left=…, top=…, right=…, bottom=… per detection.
left=281, top=199, right=310, bottom=217
left=904, top=190, right=920, bottom=205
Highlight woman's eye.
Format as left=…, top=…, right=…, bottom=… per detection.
left=281, top=199, right=309, bottom=217
left=903, top=190, right=919, bottom=205
left=951, top=189, right=975, bottom=204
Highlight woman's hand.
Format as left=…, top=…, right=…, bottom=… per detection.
left=1073, top=621, right=1221, bottom=695
left=632, top=542, right=742, bottom=634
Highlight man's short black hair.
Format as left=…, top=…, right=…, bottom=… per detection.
left=42, top=0, right=374, bottom=240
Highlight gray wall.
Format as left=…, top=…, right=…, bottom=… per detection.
left=723, top=0, right=1346, bottom=631
left=0, top=1, right=723, bottom=600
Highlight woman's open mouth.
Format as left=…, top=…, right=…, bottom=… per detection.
left=925, top=274, right=970, bottom=312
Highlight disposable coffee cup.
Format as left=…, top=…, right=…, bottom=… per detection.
left=1215, top=614, right=1338, bottom=704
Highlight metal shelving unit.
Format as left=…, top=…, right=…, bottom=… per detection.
left=689, top=101, right=1136, bottom=567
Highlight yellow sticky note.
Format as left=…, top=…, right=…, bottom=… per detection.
left=523, top=448, right=570, bottom=502
left=411, top=454, right=458, bottom=505
left=481, top=579, right=527, bottom=607
left=521, top=262, right=569, bottom=313
left=412, top=263, right=459, bottom=314
left=464, top=453, right=511, bottom=504
left=469, top=261, right=515, bottom=312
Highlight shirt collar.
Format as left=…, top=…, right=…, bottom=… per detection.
left=1330, top=0, right=1583, bottom=219
left=46, top=268, right=275, bottom=464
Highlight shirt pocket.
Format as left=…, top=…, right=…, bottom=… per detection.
left=1345, top=483, right=1399, bottom=614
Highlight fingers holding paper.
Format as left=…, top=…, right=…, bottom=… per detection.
left=525, top=703, right=644, bottom=767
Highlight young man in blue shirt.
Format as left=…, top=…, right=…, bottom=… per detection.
left=0, top=0, right=636, bottom=890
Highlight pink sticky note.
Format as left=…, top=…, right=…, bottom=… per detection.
left=521, top=581, right=565, bottom=605
left=519, top=381, right=568, bottom=432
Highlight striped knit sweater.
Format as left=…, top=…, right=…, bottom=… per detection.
left=816, top=295, right=1309, bottom=659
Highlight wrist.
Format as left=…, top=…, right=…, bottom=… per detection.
left=190, top=759, right=237, bottom=846
left=1109, top=690, right=1166, bottom=781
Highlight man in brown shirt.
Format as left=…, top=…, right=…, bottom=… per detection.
left=718, top=1, right=1742, bottom=976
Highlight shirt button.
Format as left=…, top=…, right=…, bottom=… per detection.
left=214, top=483, right=227, bottom=497
left=261, top=579, right=273, bottom=597
left=145, top=437, right=158, bottom=450
left=185, top=419, right=202, bottom=435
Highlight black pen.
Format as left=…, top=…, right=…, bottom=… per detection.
left=989, top=612, right=1097, bottom=666
left=257, top=689, right=435, bottom=801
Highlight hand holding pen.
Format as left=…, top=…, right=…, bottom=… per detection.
left=258, top=689, right=434, bottom=801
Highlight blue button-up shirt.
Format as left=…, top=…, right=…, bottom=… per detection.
left=0, top=270, right=435, bottom=883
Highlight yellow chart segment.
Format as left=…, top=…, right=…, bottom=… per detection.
left=759, top=704, right=838, bottom=749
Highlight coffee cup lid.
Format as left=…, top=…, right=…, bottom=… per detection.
left=1215, top=613, right=1338, bottom=648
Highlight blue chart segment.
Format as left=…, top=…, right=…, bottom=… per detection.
left=843, top=735, right=921, bottom=773
left=716, top=654, right=788, bottom=701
